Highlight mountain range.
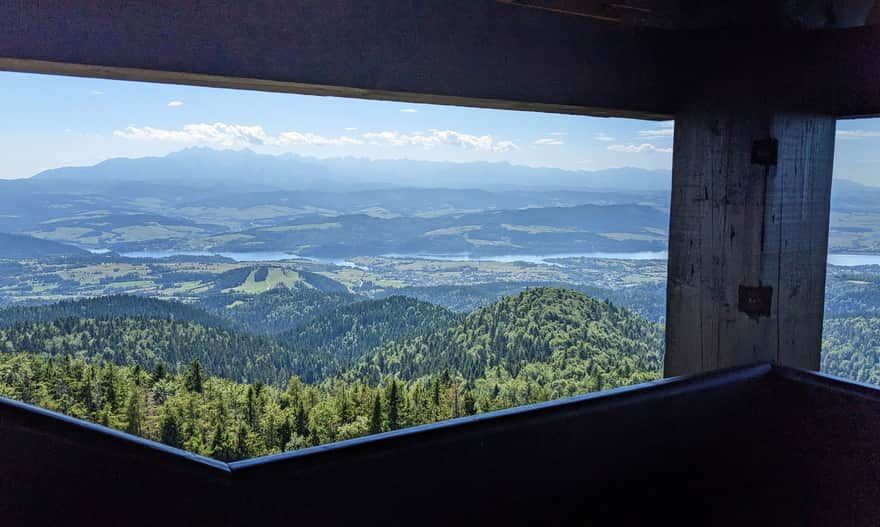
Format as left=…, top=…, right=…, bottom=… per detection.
left=1, top=148, right=879, bottom=257
left=29, top=147, right=673, bottom=193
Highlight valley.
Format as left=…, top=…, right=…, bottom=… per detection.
left=1, top=148, right=879, bottom=462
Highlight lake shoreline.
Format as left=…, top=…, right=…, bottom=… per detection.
left=92, top=249, right=880, bottom=268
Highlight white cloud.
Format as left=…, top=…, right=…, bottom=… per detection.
left=399, top=108, right=418, bottom=113
left=594, top=133, right=615, bottom=142
left=344, top=127, right=358, bottom=131
left=534, top=138, right=563, bottom=145
left=549, top=132, right=567, bottom=136
left=113, top=122, right=518, bottom=152
left=638, top=128, right=674, bottom=137
left=363, top=129, right=518, bottom=151
left=90, top=90, right=104, bottom=96
left=114, top=123, right=270, bottom=147
left=113, top=122, right=361, bottom=148
left=494, top=140, right=519, bottom=151
left=837, top=130, right=880, bottom=139
left=607, top=143, right=673, bottom=153
left=639, top=121, right=675, bottom=138
left=278, top=131, right=363, bottom=146
left=167, top=101, right=184, bottom=107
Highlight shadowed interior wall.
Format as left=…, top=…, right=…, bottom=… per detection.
left=4, top=366, right=877, bottom=526
left=2, top=2, right=880, bottom=118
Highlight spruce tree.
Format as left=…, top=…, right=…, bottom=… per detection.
left=100, top=363, right=118, bottom=410
left=125, top=384, right=142, bottom=436
left=151, top=362, right=166, bottom=383
left=184, top=359, right=203, bottom=393
left=159, top=412, right=182, bottom=448
left=246, top=385, right=257, bottom=430
left=235, top=424, right=249, bottom=460
left=387, top=381, right=400, bottom=430
left=278, top=417, right=292, bottom=450
left=294, top=402, right=308, bottom=438
left=463, top=390, right=476, bottom=416
left=369, top=393, right=382, bottom=435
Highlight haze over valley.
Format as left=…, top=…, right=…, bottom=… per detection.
left=2, top=81, right=880, bottom=462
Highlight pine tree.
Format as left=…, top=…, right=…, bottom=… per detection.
left=294, top=402, right=308, bottom=438
left=184, top=359, right=203, bottom=393
left=98, top=403, right=112, bottom=427
left=246, top=385, right=257, bottom=430
left=431, top=378, right=442, bottom=409
left=387, top=380, right=400, bottom=430
left=278, top=417, right=292, bottom=450
left=210, top=422, right=232, bottom=461
left=125, top=383, right=142, bottom=436
left=463, top=390, right=476, bottom=416
left=151, top=362, right=167, bottom=383
left=369, top=393, right=382, bottom=434
left=159, top=412, right=182, bottom=448
left=236, top=424, right=250, bottom=459
left=100, top=363, right=118, bottom=410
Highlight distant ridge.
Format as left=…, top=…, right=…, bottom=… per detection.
left=0, top=232, right=89, bottom=258
left=0, top=294, right=234, bottom=330
left=28, top=147, right=672, bottom=192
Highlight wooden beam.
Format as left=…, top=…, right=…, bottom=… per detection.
left=665, top=110, right=835, bottom=376
left=1, top=1, right=879, bottom=118
left=0, top=58, right=669, bottom=120
left=0, top=0, right=676, bottom=120
left=499, top=0, right=877, bottom=30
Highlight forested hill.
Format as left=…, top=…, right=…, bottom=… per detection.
left=280, top=296, right=462, bottom=380
left=822, top=316, right=880, bottom=386
left=0, top=317, right=303, bottom=385
left=0, top=288, right=666, bottom=461
left=0, top=294, right=459, bottom=385
left=0, top=295, right=234, bottom=330
left=375, top=281, right=666, bottom=321
left=199, top=287, right=361, bottom=335
left=350, top=288, right=664, bottom=391
left=0, top=232, right=89, bottom=258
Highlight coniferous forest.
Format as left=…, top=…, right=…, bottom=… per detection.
left=0, top=288, right=664, bottom=461
left=2, top=110, right=880, bottom=470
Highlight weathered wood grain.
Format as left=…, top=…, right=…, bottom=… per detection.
left=666, top=111, right=834, bottom=376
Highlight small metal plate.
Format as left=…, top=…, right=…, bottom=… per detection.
left=751, top=138, right=778, bottom=166
left=738, top=285, right=773, bottom=317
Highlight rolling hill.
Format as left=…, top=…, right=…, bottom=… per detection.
left=0, top=294, right=234, bottom=330
left=0, top=232, right=90, bottom=258
left=349, top=288, right=664, bottom=388
left=187, top=203, right=669, bottom=257
left=0, top=315, right=302, bottom=385
left=199, top=286, right=361, bottom=335
left=279, top=296, right=463, bottom=381
left=0, top=287, right=665, bottom=460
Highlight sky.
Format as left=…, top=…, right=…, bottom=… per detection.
left=1, top=70, right=879, bottom=185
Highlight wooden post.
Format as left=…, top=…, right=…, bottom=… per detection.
left=664, top=110, right=835, bottom=377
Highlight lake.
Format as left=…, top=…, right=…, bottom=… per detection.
left=379, top=251, right=669, bottom=265
left=110, top=249, right=880, bottom=267
left=826, top=254, right=880, bottom=266
left=116, top=250, right=361, bottom=268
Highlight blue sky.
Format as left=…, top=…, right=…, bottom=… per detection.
left=1, top=71, right=879, bottom=185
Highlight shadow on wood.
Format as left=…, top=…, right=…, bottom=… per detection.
left=1, top=363, right=877, bottom=526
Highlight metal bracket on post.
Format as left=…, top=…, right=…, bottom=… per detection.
left=738, top=285, right=773, bottom=318
left=751, top=138, right=778, bottom=166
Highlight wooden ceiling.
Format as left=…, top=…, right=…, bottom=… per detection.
left=2, top=1, right=880, bottom=119
left=498, top=0, right=880, bottom=30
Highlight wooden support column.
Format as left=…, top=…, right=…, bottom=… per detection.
left=665, top=110, right=835, bottom=377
